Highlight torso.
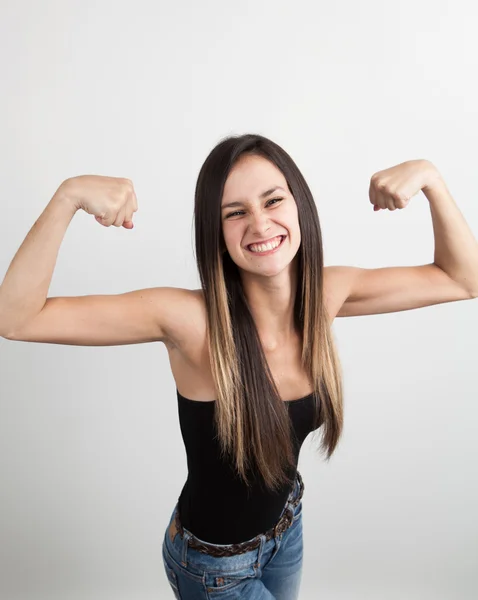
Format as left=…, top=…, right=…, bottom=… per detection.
left=163, top=288, right=339, bottom=403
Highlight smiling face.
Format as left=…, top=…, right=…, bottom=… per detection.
left=221, top=153, right=301, bottom=278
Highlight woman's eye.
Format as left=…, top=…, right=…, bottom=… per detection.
left=225, top=198, right=283, bottom=219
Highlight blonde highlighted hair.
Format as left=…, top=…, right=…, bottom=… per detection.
left=193, top=134, right=344, bottom=492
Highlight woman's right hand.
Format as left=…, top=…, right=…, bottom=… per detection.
left=59, top=175, right=138, bottom=229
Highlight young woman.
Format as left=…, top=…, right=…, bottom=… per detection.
left=1, top=134, right=477, bottom=599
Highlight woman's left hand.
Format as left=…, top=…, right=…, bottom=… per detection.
left=369, top=159, right=443, bottom=211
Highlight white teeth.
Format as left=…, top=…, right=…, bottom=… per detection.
left=249, top=236, right=283, bottom=253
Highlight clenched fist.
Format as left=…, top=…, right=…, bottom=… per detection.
left=59, top=175, right=138, bottom=229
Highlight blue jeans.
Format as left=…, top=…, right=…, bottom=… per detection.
left=162, top=473, right=304, bottom=599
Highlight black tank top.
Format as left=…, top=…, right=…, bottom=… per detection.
left=175, top=388, right=319, bottom=544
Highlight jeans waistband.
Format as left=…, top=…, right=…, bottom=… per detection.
left=170, top=469, right=304, bottom=558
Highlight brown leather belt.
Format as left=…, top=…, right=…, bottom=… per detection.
left=168, top=470, right=304, bottom=557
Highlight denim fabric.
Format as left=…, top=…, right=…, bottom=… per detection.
left=162, top=474, right=304, bottom=599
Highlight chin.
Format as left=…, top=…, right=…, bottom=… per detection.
left=239, top=260, right=294, bottom=278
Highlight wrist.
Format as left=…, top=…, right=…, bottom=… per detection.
left=53, top=179, right=81, bottom=213
left=421, top=161, right=445, bottom=195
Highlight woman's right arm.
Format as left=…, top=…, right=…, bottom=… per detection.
left=0, top=178, right=192, bottom=346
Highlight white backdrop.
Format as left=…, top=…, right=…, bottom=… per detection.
left=0, top=1, right=477, bottom=599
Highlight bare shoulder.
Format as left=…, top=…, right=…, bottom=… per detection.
left=169, top=276, right=343, bottom=352
left=323, top=266, right=354, bottom=321
left=163, top=287, right=207, bottom=352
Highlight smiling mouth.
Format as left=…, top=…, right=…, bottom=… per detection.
left=246, top=235, right=286, bottom=253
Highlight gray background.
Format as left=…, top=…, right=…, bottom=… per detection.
left=0, top=0, right=477, bottom=598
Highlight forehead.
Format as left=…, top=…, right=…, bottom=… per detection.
left=222, top=155, right=287, bottom=201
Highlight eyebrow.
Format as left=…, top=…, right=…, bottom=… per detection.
left=221, top=186, right=286, bottom=210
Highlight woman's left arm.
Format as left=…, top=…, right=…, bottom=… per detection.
left=325, top=159, right=478, bottom=319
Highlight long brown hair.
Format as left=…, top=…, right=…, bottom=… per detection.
left=193, top=133, right=343, bottom=492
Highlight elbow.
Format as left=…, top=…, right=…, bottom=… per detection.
left=0, top=321, right=16, bottom=339
left=0, top=330, right=14, bottom=340
left=467, top=284, right=478, bottom=298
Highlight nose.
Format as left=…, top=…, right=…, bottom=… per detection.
left=248, top=211, right=272, bottom=238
